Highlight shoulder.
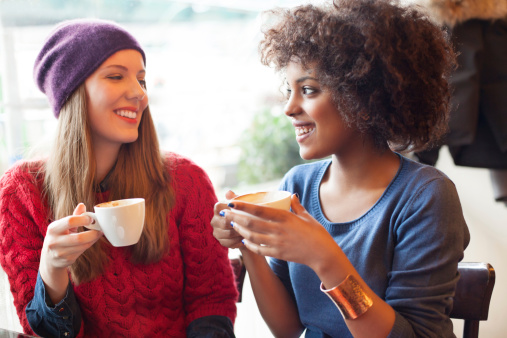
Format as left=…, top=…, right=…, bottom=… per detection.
left=162, top=152, right=215, bottom=201
left=163, top=152, right=210, bottom=183
left=398, top=155, right=455, bottom=191
left=0, top=160, right=48, bottom=227
left=393, top=155, right=463, bottom=217
left=0, top=160, right=45, bottom=197
left=163, top=153, right=218, bottom=221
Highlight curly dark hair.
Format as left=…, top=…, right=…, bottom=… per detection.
left=259, top=0, right=456, bottom=152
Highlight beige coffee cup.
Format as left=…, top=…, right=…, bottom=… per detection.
left=83, top=198, right=145, bottom=247
left=231, top=191, right=291, bottom=211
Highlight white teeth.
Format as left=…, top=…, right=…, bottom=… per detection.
left=295, top=127, right=314, bottom=136
left=115, top=110, right=137, bottom=119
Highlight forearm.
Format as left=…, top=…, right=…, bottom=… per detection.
left=39, top=253, right=70, bottom=304
left=240, top=248, right=304, bottom=338
left=311, top=245, right=395, bottom=338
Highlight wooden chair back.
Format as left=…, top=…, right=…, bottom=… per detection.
left=230, top=256, right=246, bottom=302
left=450, top=262, right=495, bottom=338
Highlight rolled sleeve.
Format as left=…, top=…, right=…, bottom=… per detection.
left=25, top=271, right=81, bottom=338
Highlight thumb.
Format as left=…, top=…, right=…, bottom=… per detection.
left=73, top=203, right=87, bottom=216
left=290, top=194, right=306, bottom=215
left=225, top=190, right=237, bottom=200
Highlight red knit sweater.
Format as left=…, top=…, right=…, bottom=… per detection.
left=0, top=152, right=238, bottom=337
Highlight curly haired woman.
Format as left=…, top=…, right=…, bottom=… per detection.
left=211, top=0, right=470, bottom=337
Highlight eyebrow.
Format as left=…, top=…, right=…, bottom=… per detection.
left=296, top=76, right=318, bottom=83
left=103, top=65, right=146, bottom=74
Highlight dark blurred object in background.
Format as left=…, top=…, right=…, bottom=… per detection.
left=414, top=0, right=507, bottom=205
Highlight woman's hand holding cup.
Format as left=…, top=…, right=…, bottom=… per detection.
left=41, top=203, right=103, bottom=271
left=39, top=203, right=103, bottom=304
left=211, top=190, right=245, bottom=249
left=212, top=190, right=292, bottom=250
left=222, top=193, right=338, bottom=270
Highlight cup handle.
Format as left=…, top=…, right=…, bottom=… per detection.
left=82, top=212, right=101, bottom=231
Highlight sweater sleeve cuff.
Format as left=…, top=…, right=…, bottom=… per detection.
left=386, top=311, right=415, bottom=338
left=25, top=271, right=82, bottom=338
left=187, top=315, right=235, bottom=338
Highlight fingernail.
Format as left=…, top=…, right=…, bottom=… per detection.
left=295, top=193, right=299, bottom=199
left=230, top=221, right=235, bottom=228
left=219, top=210, right=225, bottom=217
left=227, top=203, right=235, bottom=208
left=241, top=239, right=245, bottom=245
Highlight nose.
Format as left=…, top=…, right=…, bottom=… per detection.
left=284, top=93, right=301, bottom=117
left=127, top=78, right=147, bottom=101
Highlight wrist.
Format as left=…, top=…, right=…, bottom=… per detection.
left=39, top=259, right=70, bottom=302
left=39, top=256, right=68, bottom=280
left=309, top=243, right=348, bottom=280
left=239, top=246, right=263, bottom=260
left=320, top=274, right=373, bottom=320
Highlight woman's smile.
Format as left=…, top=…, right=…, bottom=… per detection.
left=294, top=124, right=316, bottom=142
left=114, top=107, right=139, bottom=124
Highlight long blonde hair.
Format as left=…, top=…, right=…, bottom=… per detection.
left=43, top=84, right=174, bottom=284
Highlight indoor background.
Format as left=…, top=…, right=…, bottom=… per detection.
left=0, top=0, right=505, bottom=337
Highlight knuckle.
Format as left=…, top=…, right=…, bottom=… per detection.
left=46, top=241, right=58, bottom=251
left=243, top=232, right=256, bottom=242
left=51, top=250, right=63, bottom=260
left=74, top=234, right=86, bottom=245
left=241, top=217, right=254, bottom=228
left=253, top=246, right=262, bottom=255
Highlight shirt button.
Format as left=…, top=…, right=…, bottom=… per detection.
left=63, top=316, right=69, bottom=320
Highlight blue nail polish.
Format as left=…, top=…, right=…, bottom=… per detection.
left=230, top=221, right=235, bottom=227
left=219, top=210, right=225, bottom=217
left=241, top=239, right=245, bottom=244
left=227, top=202, right=235, bottom=208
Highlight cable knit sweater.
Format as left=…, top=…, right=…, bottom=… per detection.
left=0, top=152, right=238, bottom=337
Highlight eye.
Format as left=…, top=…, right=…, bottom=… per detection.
left=138, top=79, right=147, bottom=88
left=285, top=87, right=292, bottom=99
left=107, top=75, right=123, bottom=80
left=302, top=86, right=317, bottom=95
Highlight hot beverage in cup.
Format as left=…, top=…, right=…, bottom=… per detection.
left=84, top=198, right=145, bottom=247
left=231, top=191, right=291, bottom=211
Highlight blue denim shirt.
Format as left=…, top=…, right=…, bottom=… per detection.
left=25, top=272, right=81, bottom=338
left=26, top=271, right=235, bottom=338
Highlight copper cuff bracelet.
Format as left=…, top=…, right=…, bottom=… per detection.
left=320, top=274, right=373, bottom=320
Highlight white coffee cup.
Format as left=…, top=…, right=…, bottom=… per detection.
left=231, top=191, right=292, bottom=211
left=83, top=198, right=145, bottom=247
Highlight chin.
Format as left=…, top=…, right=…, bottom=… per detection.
left=299, top=150, right=316, bottom=161
left=300, top=148, right=329, bottom=161
left=121, top=134, right=139, bottom=144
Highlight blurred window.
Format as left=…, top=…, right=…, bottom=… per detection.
left=0, top=0, right=315, bottom=194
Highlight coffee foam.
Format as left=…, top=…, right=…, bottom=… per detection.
left=235, top=191, right=290, bottom=204
left=96, top=201, right=121, bottom=208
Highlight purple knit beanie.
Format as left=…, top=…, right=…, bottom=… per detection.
left=33, top=19, right=146, bottom=118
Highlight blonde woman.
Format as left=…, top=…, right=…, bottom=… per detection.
left=0, top=19, right=237, bottom=337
